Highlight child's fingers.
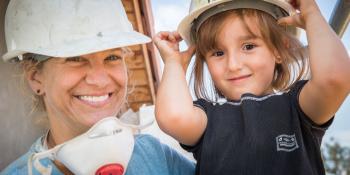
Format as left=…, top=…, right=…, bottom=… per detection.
left=153, top=32, right=171, bottom=50
left=166, top=31, right=182, bottom=43
left=168, top=33, right=177, bottom=42
left=172, top=31, right=183, bottom=42
left=156, top=31, right=182, bottom=44
left=288, top=0, right=299, bottom=9
left=155, top=31, right=173, bottom=41
left=153, top=32, right=176, bottom=48
left=277, top=14, right=305, bottom=29
left=277, top=16, right=292, bottom=26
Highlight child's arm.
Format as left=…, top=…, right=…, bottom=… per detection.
left=153, top=31, right=207, bottom=145
left=279, top=0, right=350, bottom=125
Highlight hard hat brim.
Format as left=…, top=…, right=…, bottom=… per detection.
left=3, top=31, right=151, bottom=62
left=178, top=0, right=298, bottom=46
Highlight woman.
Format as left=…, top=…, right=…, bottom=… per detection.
left=0, top=0, right=195, bottom=174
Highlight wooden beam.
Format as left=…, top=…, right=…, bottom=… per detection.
left=139, top=0, right=162, bottom=88
left=132, top=0, right=156, bottom=103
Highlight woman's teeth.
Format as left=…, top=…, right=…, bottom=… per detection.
left=78, top=95, right=109, bottom=103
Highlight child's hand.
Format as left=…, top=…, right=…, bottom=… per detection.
left=278, top=0, right=321, bottom=29
left=153, top=31, right=195, bottom=70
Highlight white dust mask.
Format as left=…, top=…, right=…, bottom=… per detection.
left=28, top=115, right=153, bottom=175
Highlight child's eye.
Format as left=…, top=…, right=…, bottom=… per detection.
left=66, top=56, right=84, bottom=62
left=242, top=44, right=256, bottom=51
left=212, top=51, right=224, bottom=57
left=106, top=55, right=122, bottom=61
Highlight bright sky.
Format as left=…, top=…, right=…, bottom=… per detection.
left=151, top=0, right=350, bottom=147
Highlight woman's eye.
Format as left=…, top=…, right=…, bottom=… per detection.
left=242, top=44, right=256, bottom=51
left=212, top=51, right=224, bottom=57
left=106, top=55, right=122, bottom=61
left=66, top=57, right=84, bottom=62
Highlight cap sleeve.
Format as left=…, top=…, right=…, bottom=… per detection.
left=288, top=80, right=334, bottom=145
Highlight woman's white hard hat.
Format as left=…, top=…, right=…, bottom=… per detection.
left=178, top=0, right=299, bottom=46
left=3, top=0, right=151, bottom=62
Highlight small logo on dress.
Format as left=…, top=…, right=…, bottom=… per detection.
left=276, top=134, right=299, bottom=152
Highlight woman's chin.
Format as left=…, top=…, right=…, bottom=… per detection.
left=78, top=111, right=118, bottom=127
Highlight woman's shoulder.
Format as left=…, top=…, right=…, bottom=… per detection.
left=0, top=137, right=45, bottom=175
left=1, top=150, right=33, bottom=175
left=130, top=134, right=195, bottom=175
left=135, top=134, right=159, bottom=143
left=134, top=134, right=184, bottom=155
left=134, top=134, right=166, bottom=154
left=134, top=134, right=195, bottom=164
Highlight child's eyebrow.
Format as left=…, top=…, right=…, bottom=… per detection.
left=238, top=35, right=260, bottom=41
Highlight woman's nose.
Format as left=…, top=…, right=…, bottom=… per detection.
left=85, top=64, right=111, bottom=88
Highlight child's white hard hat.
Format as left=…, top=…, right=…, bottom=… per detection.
left=3, top=0, right=151, bottom=62
left=178, top=0, right=300, bottom=46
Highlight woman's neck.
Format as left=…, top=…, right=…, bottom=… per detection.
left=46, top=130, right=56, bottom=149
left=54, top=160, right=74, bottom=175
left=47, top=116, right=88, bottom=146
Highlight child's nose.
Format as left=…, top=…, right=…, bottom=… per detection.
left=227, top=54, right=243, bottom=71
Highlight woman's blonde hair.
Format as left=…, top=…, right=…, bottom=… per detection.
left=191, top=9, right=309, bottom=100
left=20, top=55, right=48, bottom=126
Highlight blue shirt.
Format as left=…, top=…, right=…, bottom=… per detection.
left=1, top=134, right=195, bottom=175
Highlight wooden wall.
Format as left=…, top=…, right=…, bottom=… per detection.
left=121, top=0, right=160, bottom=111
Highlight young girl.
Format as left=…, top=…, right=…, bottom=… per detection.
left=153, top=0, right=350, bottom=174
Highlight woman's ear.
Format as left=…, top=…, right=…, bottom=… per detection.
left=26, top=69, right=44, bottom=95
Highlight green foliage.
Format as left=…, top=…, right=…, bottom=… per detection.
left=322, top=138, right=350, bottom=175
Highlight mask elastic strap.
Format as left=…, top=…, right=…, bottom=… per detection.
left=27, top=145, right=63, bottom=175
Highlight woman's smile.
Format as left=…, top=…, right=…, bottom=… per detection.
left=74, top=92, right=114, bottom=108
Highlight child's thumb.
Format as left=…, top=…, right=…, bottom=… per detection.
left=184, top=45, right=196, bottom=60
left=278, top=14, right=305, bottom=28
left=180, top=45, right=196, bottom=69
left=277, top=16, right=294, bottom=26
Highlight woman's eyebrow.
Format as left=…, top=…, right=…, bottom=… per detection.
left=110, top=48, right=123, bottom=53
